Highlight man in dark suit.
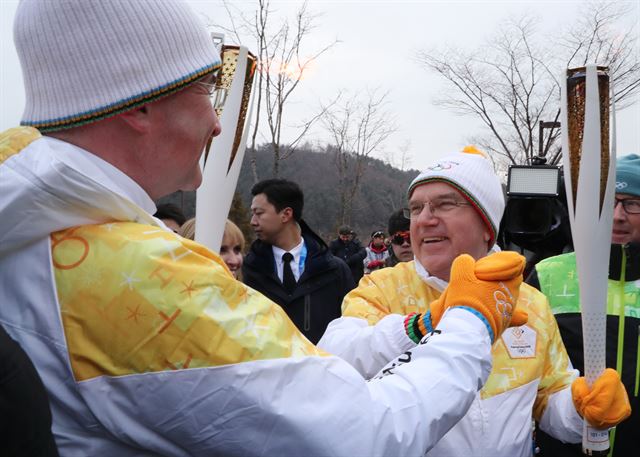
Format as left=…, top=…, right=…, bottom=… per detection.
left=329, top=225, right=366, bottom=284
left=243, top=179, right=355, bottom=343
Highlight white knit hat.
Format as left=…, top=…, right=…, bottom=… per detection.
left=14, top=0, right=221, bottom=132
left=408, top=146, right=505, bottom=246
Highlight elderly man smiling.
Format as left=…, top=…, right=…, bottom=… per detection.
left=319, top=146, right=630, bottom=457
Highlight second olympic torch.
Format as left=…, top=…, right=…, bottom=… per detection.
left=561, top=64, right=616, bottom=455
left=196, top=37, right=256, bottom=252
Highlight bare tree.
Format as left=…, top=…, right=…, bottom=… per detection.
left=417, top=2, right=639, bottom=168
left=214, top=0, right=338, bottom=180
left=321, top=90, right=398, bottom=225
left=206, top=1, right=264, bottom=181
left=384, top=139, right=413, bottom=171
left=564, top=2, right=640, bottom=108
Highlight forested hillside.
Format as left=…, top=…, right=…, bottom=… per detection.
left=157, top=144, right=419, bottom=243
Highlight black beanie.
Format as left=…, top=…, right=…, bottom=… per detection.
left=388, top=209, right=409, bottom=235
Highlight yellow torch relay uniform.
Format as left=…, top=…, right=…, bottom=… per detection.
left=319, top=260, right=584, bottom=457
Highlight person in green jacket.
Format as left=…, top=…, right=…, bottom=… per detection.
left=529, top=154, right=640, bottom=456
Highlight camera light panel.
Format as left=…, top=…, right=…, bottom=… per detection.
left=508, top=166, right=560, bottom=196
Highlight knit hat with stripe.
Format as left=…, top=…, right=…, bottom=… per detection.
left=408, top=146, right=505, bottom=247
left=14, top=0, right=221, bottom=132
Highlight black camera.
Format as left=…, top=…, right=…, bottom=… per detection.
left=498, top=164, right=573, bottom=277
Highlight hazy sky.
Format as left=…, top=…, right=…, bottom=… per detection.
left=1, top=0, right=638, bottom=172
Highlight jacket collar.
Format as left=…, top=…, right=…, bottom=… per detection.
left=413, top=244, right=502, bottom=292
left=0, top=136, right=159, bottom=256
left=609, top=242, right=640, bottom=281
left=246, top=219, right=331, bottom=279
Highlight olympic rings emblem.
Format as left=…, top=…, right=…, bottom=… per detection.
left=427, top=161, right=460, bottom=172
left=494, top=282, right=515, bottom=327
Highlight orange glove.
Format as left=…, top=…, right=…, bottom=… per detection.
left=572, top=368, right=631, bottom=429
left=429, top=251, right=528, bottom=342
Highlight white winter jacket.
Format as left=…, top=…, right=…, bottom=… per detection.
left=0, top=131, right=494, bottom=456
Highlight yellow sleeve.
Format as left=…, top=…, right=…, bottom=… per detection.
left=341, top=273, right=395, bottom=325
left=0, top=127, right=41, bottom=164
left=341, top=262, right=439, bottom=325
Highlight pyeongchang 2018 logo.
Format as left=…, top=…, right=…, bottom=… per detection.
left=502, top=324, right=537, bottom=359
left=511, top=327, right=524, bottom=339
left=616, top=181, right=628, bottom=190
left=427, top=161, right=460, bottom=172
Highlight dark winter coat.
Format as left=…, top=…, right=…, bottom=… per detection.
left=328, top=238, right=366, bottom=284
left=243, top=221, right=356, bottom=344
left=0, top=325, right=59, bottom=457
left=385, top=247, right=401, bottom=268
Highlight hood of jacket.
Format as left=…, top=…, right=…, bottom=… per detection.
left=367, top=242, right=387, bottom=254
left=0, top=133, right=158, bottom=258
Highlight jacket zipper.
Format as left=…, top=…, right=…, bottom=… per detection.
left=615, top=245, right=627, bottom=375
left=304, top=295, right=311, bottom=332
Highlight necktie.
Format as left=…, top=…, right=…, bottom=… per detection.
left=282, top=252, right=296, bottom=294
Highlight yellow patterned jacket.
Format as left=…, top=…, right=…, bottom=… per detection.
left=0, top=130, right=496, bottom=456
left=319, top=261, right=584, bottom=457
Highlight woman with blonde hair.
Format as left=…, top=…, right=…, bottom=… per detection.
left=180, top=217, right=196, bottom=241
left=219, top=219, right=245, bottom=280
left=180, top=218, right=245, bottom=280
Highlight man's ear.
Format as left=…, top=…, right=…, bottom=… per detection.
left=483, top=226, right=492, bottom=244
left=117, top=105, right=151, bottom=133
left=281, top=207, right=294, bottom=223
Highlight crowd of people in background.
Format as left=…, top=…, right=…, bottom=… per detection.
left=154, top=177, right=421, bottom=346
left=156, top=196, right=417, bottom=288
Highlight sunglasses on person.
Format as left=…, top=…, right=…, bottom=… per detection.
left=391, top=231, right=411, bottom=245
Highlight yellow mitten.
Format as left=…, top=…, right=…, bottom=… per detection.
left=429, top=251, right=528, bottom=342
left=572, top=368, right=631, bottom=429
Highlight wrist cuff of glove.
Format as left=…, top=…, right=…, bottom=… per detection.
left=455, top=306, right=495, bottom=343
left=423, top=311, right=434, bottom=334
left=404, top=313, right=420, bottom=344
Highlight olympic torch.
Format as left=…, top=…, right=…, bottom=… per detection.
left=561, top=64, right=616, bottom=455
left=196, top=36, right=256, bottom=252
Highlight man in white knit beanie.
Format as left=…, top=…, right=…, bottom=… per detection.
left=12, top=0, right=223, bottom=200
left=320, top=146, right=630, bottom=457
left=0, top=1, right=531, bottom=455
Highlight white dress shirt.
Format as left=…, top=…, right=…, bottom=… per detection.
left=272, top=238, right=305, bottom=282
